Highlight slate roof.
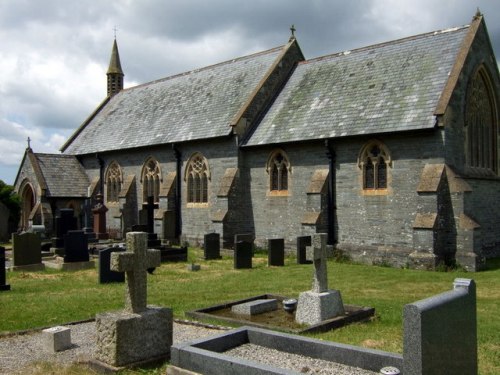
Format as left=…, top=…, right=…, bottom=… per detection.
left=34, top=154, right=89, bottom=197
left=63, top=46, right=284, bottom=155
left=244, top=26, right=470, bottom=146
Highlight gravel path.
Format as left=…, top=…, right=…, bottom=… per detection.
left=0, top=320, right=379, bottom=374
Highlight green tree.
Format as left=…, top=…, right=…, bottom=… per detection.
left=0, top=179, right=20, bottom=233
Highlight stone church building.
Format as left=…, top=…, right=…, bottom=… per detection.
left=14, top=13, right=500, bottom=271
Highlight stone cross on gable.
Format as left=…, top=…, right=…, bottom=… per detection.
left=307, top=233, right=328, bottom=293
left=111, top=232, right=161, bottom=313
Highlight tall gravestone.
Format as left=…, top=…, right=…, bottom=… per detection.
left=204, top=233, right=221, bottom=260
left=297, top=235, right=312, bottom=264
left=234, top=241, right=252, bottom=269
left=268, top=238, right=284, bottom=266
left=295, top=233, right=344, bottom=325
left=94, top=232, right=173, bottom=368
left=12, top=232, right=45, bottom=271
left=64, top=230, right=89, bottom=263
left=0, top=246, right=10, bottom=291
left=52, top=209, right=77, bottom=254
left=99, top=247, right=125, bottom=284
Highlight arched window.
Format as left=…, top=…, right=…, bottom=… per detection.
left=465, top=66, right=498, bottom=175
left=185, top=153, right=209, bottom=204
left=267, top=149, right=290, bottom=192
left=105, top=161, right=122, bottom=203
left=358, top=141, right=391, bottom=190
left=141, top=158, right=161, bottom=204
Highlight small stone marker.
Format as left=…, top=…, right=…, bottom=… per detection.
left=0, top=246, right=11, bottom=291
left=268, top=238, right=284, bottom=266
left=43, top=326, right=71, bottom=352
left=232, top=299, right=278, bottom=316
left=295, top=233, right=345, bottom=325
left=95, top=232, right=173, bottom=368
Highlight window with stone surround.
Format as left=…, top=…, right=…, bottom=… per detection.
left=358, top=140, right=391, bottom=192
left=105, top=161, right=122, bottom=203
left=465, top=66, right=498, bottom=176
left=185, top=153, right=210, bottom=205
left=141, top=157, right=161, bottom=204
left=267, top=149, right=290, bottom=195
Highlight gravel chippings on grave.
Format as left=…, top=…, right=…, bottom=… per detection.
left=225, top=343, right=379, bottom=375
left=0, top=320, right=226, bottom=375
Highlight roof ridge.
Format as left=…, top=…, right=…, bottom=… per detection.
left=123, top=44, right=286, bottom=91
left=300, top=24, right=470, bottom=65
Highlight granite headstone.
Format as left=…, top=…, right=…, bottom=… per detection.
left=98, top=247, right=125, bottom=283
left=268, top=238, right=284, bottom=266
left=63, top=230, right=89, bottom=263
left=204, top=232, right=221, bottom=260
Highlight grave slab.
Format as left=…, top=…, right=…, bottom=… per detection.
left=231, top=299, right=278, bottom=316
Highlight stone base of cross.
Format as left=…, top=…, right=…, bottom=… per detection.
left=296, top=233, right=345, bottom=325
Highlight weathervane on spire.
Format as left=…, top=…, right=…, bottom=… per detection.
left=113, top=25, right=118, bottom=39
left=289, top=24, right=296, bottom=41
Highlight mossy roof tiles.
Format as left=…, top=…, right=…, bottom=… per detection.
left=244, top=26, right=469, bottom=146
left=64, top=47, right=283, bottom=155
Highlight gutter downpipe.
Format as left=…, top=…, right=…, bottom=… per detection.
left=172, top=144, right=182, bottom=239
left=325, top=140, right=336, bottom=246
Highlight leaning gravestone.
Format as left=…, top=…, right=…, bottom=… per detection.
left=204, top=232, right=221, bottom=260
left=295, top=233, right=344, bottom=325
left=0, top=246, right=10, bottom=291
left=94, top=232, right=173, bottom=368
left=268, top=238, right=284, bottom=266
left=11, top=232, right=45, bottom=271
left=64, top=230, right=89, bottom=263
left=234, top=240, right=252, bottom=269
left=98, top=247, right=125, bottom=284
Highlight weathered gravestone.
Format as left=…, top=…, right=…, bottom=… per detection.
left=268, top=238, right=284, bottom=267
left=204, top=232, right=221, bottom=260
left=297, top=235, right=312, bottom=264
left=52, top=208, right=77, bottom=252
left=11, top=232, right=45, bottom=271
left=234, top=240, right=252, bottom=269
left=94, top=232, right=173, bottom=368
left=0, top=246, right=10, bottom=291
left=98, top=247, right=125, bottom=284
left=295, top=233, right=344, bottom=325
left=64, top=230, right=89, bottom=263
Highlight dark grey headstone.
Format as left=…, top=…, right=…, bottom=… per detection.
left=99, top=247, right=125, bottom=283
left=204, top=233, right=221, bottom=260
left=53, top=209, right=77, bottom=248
left=403, top=278, right=477, bottom=375
left=131, top=224, right=148, bottom=232
left=0, top=247, right=10, bottom=291
left=297, top=235, right=312, bottom=264
left=268, top=238, right=284, bottom=266
left=12, top=232, right=42, bottom=266
left=234, top=233, right=255, bottom=245
left=234, top=241, right=252, bottom=269
left=63, top=230, right=89, bottom=263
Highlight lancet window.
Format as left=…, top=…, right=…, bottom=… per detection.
left=142, top=158, right=161, bottom=203
left=267, top=149, right=290, bottom=192
left=185, top=153, right=209, bottom=204
left=358, top=141, right=391, bottom=190
left=105, top=161, right=122, bottom=202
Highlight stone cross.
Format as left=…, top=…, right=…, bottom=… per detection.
left=111, top=232, right=160, bottom=313
left=307, top=233, right=328, bottom=293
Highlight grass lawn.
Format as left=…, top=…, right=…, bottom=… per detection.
left=1, top=249, right=499, bottom=374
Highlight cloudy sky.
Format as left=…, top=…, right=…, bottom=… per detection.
left=1, top=0, right=499, bottom=185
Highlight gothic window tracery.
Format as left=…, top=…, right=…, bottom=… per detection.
left=105, top=161, right=122, bottom=203
left=141, top=158, right=161, bottom=203
left=185, top=153, right=209, bottom=204
left=465, top=67, right=498, bottom=175
left=267, top=149, right=290, bottom=193
left=358, top=141, right=391, bottom=190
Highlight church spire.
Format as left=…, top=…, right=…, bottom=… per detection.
left=106, top=38, right=124, bottom=97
